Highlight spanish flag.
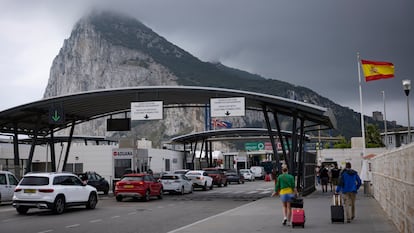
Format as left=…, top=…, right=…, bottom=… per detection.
left=361, top=59, right=394, bottom=82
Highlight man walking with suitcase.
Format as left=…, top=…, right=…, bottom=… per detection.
left=335, top=162, right=361, bottom=223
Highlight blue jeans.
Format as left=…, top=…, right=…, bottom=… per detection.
left=280, top=193, right=295, bottom=202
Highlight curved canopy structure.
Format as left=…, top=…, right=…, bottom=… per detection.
left=0, top=86, right=335, bottom=136
left=0, top=86, right=335, bottom=184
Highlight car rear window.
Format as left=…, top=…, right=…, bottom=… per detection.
left=186, top=172, right=201, bottom=176
left=204, top=170, right=219, bottom=174
left=20, top=176, right=49, bottom=185
left=121, top=176, right=144, bottom=181
left=161, top=175, right=179, bottom=180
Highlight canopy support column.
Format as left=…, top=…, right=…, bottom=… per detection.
left=62, top=121, right=75, bottom=172
left=49, top=131, right=57, bottom=172
left=273, top=111, right=288, bottom=169
left=262, top=105, right=281, bottom=175
left=27, top=115, right=43, bottom=174
left=13, top=123, right=21, bottom=177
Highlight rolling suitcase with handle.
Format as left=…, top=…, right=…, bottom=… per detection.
left=331, top=194, right=344, bottom=223
left=291, top=208, right=305, bottom=228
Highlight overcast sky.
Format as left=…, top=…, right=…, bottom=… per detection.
left=1, top=0, right=413, bottom=126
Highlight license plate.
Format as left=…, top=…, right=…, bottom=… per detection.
left=24, top=189, right=36, bottom=193
left=123, top=185, right=134, bottom=188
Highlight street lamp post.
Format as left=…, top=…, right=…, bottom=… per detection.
left=403, top=80, right=411, bottom=144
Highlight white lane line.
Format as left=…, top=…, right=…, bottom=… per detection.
left=90, top=219, right=102, bottom=223
left=37, top=230, right=53, bottom=233
left=65, top=224, right=80, bottom=228
left=166, top=200, right=258, bottom=233
left=260, top=191, right=272, bottom=194
left=0, top=207, right=14, bottom=213
left=127, top=212, right=136, bottom=215
left=2, top=218, right=14, bottom=223
left=246, top=190, right=258, bottom=194
left=111, top=215, right=120, bottom=219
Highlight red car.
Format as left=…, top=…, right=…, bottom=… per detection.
left=114, top=173, right=163, bottom=202
left=203, top=168, right=228, bottom=187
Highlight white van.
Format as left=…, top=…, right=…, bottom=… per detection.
left=0, top=171, right=19, bottom=204
left=250, top=166, right=265, bottom=179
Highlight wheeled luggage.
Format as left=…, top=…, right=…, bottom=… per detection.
left=290, top=197, right=304, bottom=208
left=331, top=194, right=344, bottom=223
left=291, top=208, right=305, bottom=228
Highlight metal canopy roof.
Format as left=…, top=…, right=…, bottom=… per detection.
left=169, top=128, right=308, bottom=144
left=0, top=86, right=336, bottom=136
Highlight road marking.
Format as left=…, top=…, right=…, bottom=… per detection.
left=37, top=230, right=53, bottom=233
left=65, top=224, right=80, bottom=228
left=260, top=191, right=272, bottom=194
left=0, top=207, right=14, bottom=213
left=127, top=212, right=136, bottom=215
left=2, top=218, right=14, bottom=223
left=111, top=215, right=120, bottom=219
left=246, top=190, right=258, bottom=194
left=90, top=219, right=102, bottom=223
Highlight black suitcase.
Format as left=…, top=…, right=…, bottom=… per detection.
left=331, top=205, right=345, bottom=223
left=291, top=197, right=303, bottom=208
left=331, top=194, right=344, bottom=223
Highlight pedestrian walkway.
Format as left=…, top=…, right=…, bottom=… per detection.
left=167, top=187, right=399, bottom=233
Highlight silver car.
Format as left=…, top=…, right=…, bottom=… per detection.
left=160, top=174, right=193, bottom=195
left=0, top=171, right=19, bottom=204
left=185, top=170, right=213, bottom=191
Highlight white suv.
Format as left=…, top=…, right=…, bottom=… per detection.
left=13, top=172, right=98, bottom=214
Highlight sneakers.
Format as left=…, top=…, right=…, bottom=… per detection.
left=282, top=218, right=287, bottom=225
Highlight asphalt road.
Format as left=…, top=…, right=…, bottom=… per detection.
left=0, top=180, right=274, bottom=233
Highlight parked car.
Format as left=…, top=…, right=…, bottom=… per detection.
left=0, top=171, right=19, bottom=204
left=78, top=171, right=110, bottom=195
left=152, top=172, right=169, bottom=182
left=173, top=169, right=190, bottom=174
left=250, top=166, right=266, bottom=179
left=12, top=172, right=98, bottom=214
left=239, top=169, right=255, bottom=181
left=114, top=173, right=163, bottom=202
left=203, top=168, right=228, bottom=187
left=185, top=170, right=213, bottom=191
left=160, top=174, right=193, bottom=195
left=226, top=171, right=244, bottom=184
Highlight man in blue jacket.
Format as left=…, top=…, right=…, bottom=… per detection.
left=335, top=162, right=362, bottom=223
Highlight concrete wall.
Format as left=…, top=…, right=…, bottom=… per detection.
left=371, top=144, right=414, bottom=233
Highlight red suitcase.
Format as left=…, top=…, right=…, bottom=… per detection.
left=291, top=208, right=305, bottom=228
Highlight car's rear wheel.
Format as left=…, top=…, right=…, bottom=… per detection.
left=209, top=182, right=214, bottom=190
left=53, top=196, right=65, bottom=214
left=203, top=182, right=207, bottom=191
left=143, top=189, right=150, bottom=202
left=180, top=186, right=185, bottom=195
left=158, top=189, right=163, bottom=199
left=16, top=206, right=29, bottom=214
left=103, top=185, right=109, bottom=195
left=86, top=193, right=97, bottom=209
left=116, top=195, right=123, bottom=202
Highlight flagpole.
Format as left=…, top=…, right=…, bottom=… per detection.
left=357, top=52, right=366, bottom=156
left=382, top=91, right=388, bottom=148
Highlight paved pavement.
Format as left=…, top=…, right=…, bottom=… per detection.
left=167, top=186, right=399, bottom=233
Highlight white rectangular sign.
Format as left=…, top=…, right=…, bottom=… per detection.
left=210, top=97, right=245, bottom=117
left=131, top=101, right=163, bottom=120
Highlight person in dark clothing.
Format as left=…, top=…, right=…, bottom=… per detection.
left=335, top=162, right=362, bottom=223
left=320, top=166, right=329, bottom=192
left=330, top=164, right=340, bottom=192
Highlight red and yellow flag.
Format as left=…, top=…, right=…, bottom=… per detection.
left=361, top=59, right=394, bottom=82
